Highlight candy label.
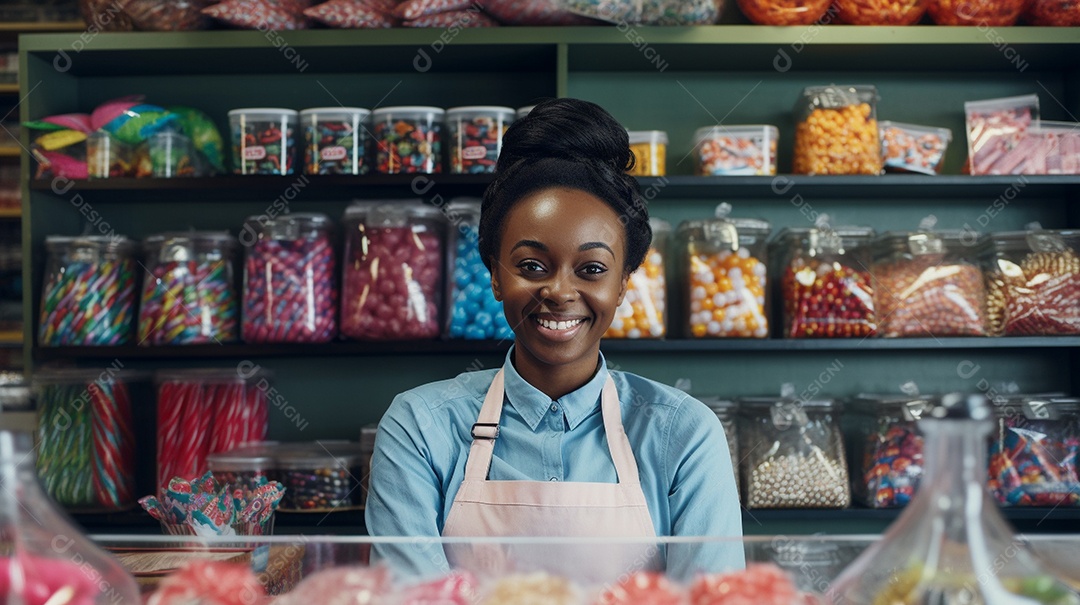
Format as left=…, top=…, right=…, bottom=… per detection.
left=462, top=145, right=487, bottom=160
left=320, top=146, right=347, bottom=161
left=244, top=146, right=267, bottom=160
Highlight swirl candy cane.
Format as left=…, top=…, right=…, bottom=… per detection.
left=39, top=236, right=137, bottom=346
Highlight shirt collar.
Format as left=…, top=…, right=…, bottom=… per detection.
left=501, top=346, right=610, bottom=431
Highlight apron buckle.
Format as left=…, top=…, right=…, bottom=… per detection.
left=471, top=422, right=500, bottom=440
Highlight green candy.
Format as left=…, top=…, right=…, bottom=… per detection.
left=169, top=106, right=225, bottom=173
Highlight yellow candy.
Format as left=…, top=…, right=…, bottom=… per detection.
left=687, top=248, right=768, bottom=338
left=606, top=247, right=666, bottom=338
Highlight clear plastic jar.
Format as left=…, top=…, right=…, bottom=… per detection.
left=693, top=125, right=778, bottom=176
left=445, top=106, right=514, bottom=174
left=446, top=200, right=512, bottom=340
left=988, top=395, right=1080, bottom=507
left=33, top=369, right=149, bottom=511
left=736, top=0, right=831, bottom=24
left=229, top=108, right=298, bottom=175
left=300, top=107, right=371, bottom=175
left=155, top=368, right=271, bottom=490
left=371, top=106, right=444, bottom=174
left=928, top=0, right=1024, bottom=24
left=0, top=431, right=141, bottom=605
left=241, top=213, right=338, bottom=343
left=677, top=210, right=770, bottom=338
left=771, top=226, right=876, bottom=339
left=871, top=230, right=988, bottom=337
left=984, top=229, right=1080, bottom=336
left=701, top=397, right=740, bottom=496
left=341, top=201, right=446, bottom=340
left=275, top=442, right=365, bottom=512
left=138, top=232, right=239, bottom=345
left=793, top=85, right=882, bottom=176
left=850, top=394, right=936, bottom=508
left=207, top=443, right=276, bottom=502
left=39, top=236, right=137, bottom=346
left=879, top=121, right=952, bottom=175
left=835, top=0, right=927, bottom=23
left=964, top=95, right=1039, bottom=176
left=606, top=218, right=670, bottom=339
left=627, top=130, right=668, bottom=177
left=738, top=397, right=850, bottom=509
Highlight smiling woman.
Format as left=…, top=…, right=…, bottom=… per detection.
left=366, top=98, right=744, bottom=583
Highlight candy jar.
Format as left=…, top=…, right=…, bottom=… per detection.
left=445, top=199, right=512, bottom=340
left=830, top=393, right=1080, bottom=604
left=606, top=218, right=669, bottom=339
left=300, top=107, right=371, bottom=175
left=701, top=397, right=740, bottom=496
left=229, top=108, right=298, bottom=175
left=241, top=213, right=338, bottom=343
left=736, top=0, right=832, bottom=24
left=274, top=441, right=365, bottom=512
left=984, top=229, right=1080, bottom=336
left=677, top=204, right=770, bottom=338
left=850, top=393, right=936, bottom=508
left=445, top=106, right=514, bottom=174
left=929, top=0, right=1024, bottom=24
left=737, top=393, right=850, bottom=509
left=965, top=95, right=1039, bottom=176
left=793, top=85, right=882, bottom=176
left=871, top=219, right=988, bottom=337
left=138, top=232, right=240, bottom=345
left=208, top=443, right=277, bottom=502
left=39, top=235, right=137, bottom=346
left=155, top=368, right=270, bottom=490
left=627, top=130, right=668, bottom=177
left=1024, top=0, right=1080, bottom=25
left=33, top=369, right=148, bottom=511
left=371, top=106, right=444, bottom=174
left=0, top=430, right=141, bottom=605
left=341, top=200, right=446, bottom=340
left=879, top=121, right=952, bottom=175
left=834, top=0, right=928, bottom=24
left=693, top=125, right=778, bottom=176
left=771, top=223, right=876, bottom=338
left=988, top=394, right=1080, bottom=507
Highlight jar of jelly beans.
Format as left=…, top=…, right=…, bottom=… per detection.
left=300, top=107, right=370, bottom=175
left=276, top=442, right=365, bottom=512
left=371, top=106, right=444, bottom=174
left=341, top=200, right=447, bottom=340
left=677, top=207, right=770, bottom=338
left=606, top=217, right=669, bottom=339
left=988, top=395, right=1080, bottom=507
left=445, top=106, right=514, bottom=174
left=446, top=199, right=512, bottom=340
left=771, top=225, right=876, bottom=338
left=850, top=393, right=936, bottom=508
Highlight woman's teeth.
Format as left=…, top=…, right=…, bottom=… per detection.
left=537, top=317, right=584, bottom=330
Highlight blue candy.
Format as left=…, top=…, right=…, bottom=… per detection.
left=449, top=224, right=512, bottom=339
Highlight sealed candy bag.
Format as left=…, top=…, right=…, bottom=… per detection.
left=121, top=0, right=214, bottom=30
left=737, top=0, right=831, bottom=25
left=91, top=97, right=179, bottom=146
left=1011, top=121, right=1080, bottom=175
left=563, top=0, right=722, bottom=24
left=929, top=0, right=1024, bottom=24
left=694, top=125, right=778, bottom=176
left=794, top=85, right=882, bottom=175
left=985, top=229, right=1080, bottom=336
left=169, top=106, right=226, bottom=174
left=964, top=94, right=1038, bottom=176
left=404, top=9, right=498, bottom=26
left=395, top=0, right=474, bottom=18
left=879, top=121, right=952, bottom=175
left=482, top=0, right=598, bottom=23
left=988, top=395, right=1080, bottom=507
left=1024, top=0, right=1080, bottom=24
left=304, top=0, right=399, bottom=27
left=203, top=0, right=311, bottom=29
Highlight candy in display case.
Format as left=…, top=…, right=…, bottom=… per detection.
left=229, top=108, right=298, bottom=175
left=849, top=392, right=936, bottom=508
left=870, top=222, right=988, bottom=338
left=833, top=0, right=927, bottom=24
left=771, top=223, right=876, bottom=339
left=988, top=394, right=1080, bottom=507
left=371, top=106, right=445, bottom=174
left=928, top=0, right=1025, bottom=24
left=736, top=0, right=832, bottom=25
left=627, top=130, right=668, bottom=177
left=677, top=205, right=770, bottom=339
left=300, top=107, right=371, bottom=175
left=606, top=218, right=670, bottom=339
left=964, top=94, right=1039, bottom=176
left=985, top=229, right=1080, bottom=336
left=341, top=200, right=447, bottom=341
left=793, top=85, right=881, bottom=176
left=878, top=121, right=952, bottom=175
left=693, top=125, right=778, bottom=176
left=446, top=106, right=514, bottom=174
left=1024, top=0, right=1080, bottom=25
left=446, top=200, right=513, bottom=340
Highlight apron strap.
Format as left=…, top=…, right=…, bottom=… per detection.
left=463, top=370, right=641, bottom=485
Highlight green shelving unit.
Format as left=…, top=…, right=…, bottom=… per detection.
left=16, top=26, right=1080, bottom=533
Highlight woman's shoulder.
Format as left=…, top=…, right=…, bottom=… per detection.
left=610, top=370, right=719, bottom=424
left=391, top=367, right=500, bottom=413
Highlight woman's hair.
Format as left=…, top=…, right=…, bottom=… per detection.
left=479, top=98, right=652, bottom=274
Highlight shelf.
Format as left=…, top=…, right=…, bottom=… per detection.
left=0, top=21, right=84, bottom=33
left=0, top=83, right=18, bottom=95
left=0, top=147, right=20, bottom=158
left=0, top=207, right=20, bottom=219
left=34, top=337, right=1080, bottom=361
left=28, top=174, right=1080, bottom=202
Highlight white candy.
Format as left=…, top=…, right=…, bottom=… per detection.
left=707, top=321, right=721, bottom=335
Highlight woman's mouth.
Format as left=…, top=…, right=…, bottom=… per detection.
left=534, top=316, right=587, bottom=341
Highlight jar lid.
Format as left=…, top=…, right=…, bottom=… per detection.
left=446, top=197, right=482, bottom=212
left=873, top=230, right=981, bottom=255
left=208, top=444, right=278, bottom=469
left=299, top=107, right=371, bottom=118
left=33, top=368, right=150, bottom=385
left=243, top=213, right=333, bottom=240
left=274, top=441, right=364, bottom=469
left=155, top=367, right=271, bottom=385
left=627, top=130, right=669, bottom=145
left=227, top=108, right=298, bottom=117
left=770, top=226, right=875, bottom=251
left=799, top=85, right=879, bottom=109
left=991, top=394, right=1079, bottom=419
left=445, top=106, right=516, bottom=117
left=738, top=396, right=839, bottom=410
left=144, top=231, right=237, bottom=247
left=371, top=106, right=445, bottom=118
left=649, top=217, right=672, bottom=234
left=851, top=394, right=937, bottom=421
left=692, top=125, right=778, bottom=144
left=343, top=200, right=392, bottom=221
left=45, top=235, right=134, bottom=254
left=677, top=217, right=771, bottom=237
left=699, top=396, right=737, bottom=412
left=367, top=201, right=448, bottom=226
left=988, top=230, right=1078, bottom=253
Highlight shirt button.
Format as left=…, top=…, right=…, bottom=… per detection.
left=550, top=403, right=559, bottom=413
left=550, top=477, right=559, bottom=481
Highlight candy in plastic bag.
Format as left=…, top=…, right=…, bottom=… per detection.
left=481, top=0, right=598, bottom=24
left=203, top=0, right=311, bottom=29
left=169, top=106, right=226, bottom=173
left=304, top=0, right=399, bottom=26
left=121, top=0, right=214, bottom=30
left=404, top=8, right=499, bottom=25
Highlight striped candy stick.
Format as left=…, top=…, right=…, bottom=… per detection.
left=90, top=380, right=122, bottom=508
left=157, top=381, right=184, bottom=490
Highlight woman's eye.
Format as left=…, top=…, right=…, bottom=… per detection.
left=518, top=260, right=545, bottom=273
left=580, top=264, right=607, bottom=276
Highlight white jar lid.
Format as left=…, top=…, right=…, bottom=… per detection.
left=300, top=107, right=371, bottom=117
left=371, top=106, right=445, bottom=118
left=446, top=106, right=516, bottom=116
left=228, top=108, right=299, bottom=117
left=628, top=130, right=668, bottom=145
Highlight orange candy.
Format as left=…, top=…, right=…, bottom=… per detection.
left=794, top=103, right=882, bottom=176
left=606, top=247, right=666, bottom=339
left=687, top=248, right=768, bottom=338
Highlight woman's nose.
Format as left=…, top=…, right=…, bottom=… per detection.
left=540, top=273, right=577, bottom=303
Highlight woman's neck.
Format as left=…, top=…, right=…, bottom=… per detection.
left=512, top=347, right=603, bottom=401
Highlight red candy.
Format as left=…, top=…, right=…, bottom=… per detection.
left=782, top=258, right=875, bottom=338
left=482, top=0, right=597, bottom=23
left=690, top=564, right=800, bottom=605
left=275, top=566, right=390, bottom=605
left=0, top=554, right=102, bottom=605
left=341, top=225, right=444, bottom=340
left=596, top=571, right=683, bottom=605
left=400, top=571, right=479, bottom=605
left=202, top=0, right=310, bottom=29
left=404, top=9, right=498, bottom=26
left=304, top=0, right=399, bottom=27
left=148, top=560, right=265, bottom=605
left=395, top=0, right=475, bottom=19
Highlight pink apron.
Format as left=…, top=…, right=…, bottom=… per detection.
left=442, top=369, right=660, bottom=584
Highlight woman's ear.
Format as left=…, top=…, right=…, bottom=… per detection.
left=490, top=261, right=503, bottom=301
left=617, top=271, right=629, bottom=307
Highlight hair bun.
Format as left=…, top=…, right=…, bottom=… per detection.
left=498, top=98, right=634, bottom=174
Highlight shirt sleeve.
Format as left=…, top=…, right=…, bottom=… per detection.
left=365, top=390, right=453, bottom=580
left=664, top=394, right=746, bottom=580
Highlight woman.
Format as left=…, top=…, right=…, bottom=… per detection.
left=366, top=98, right=743, bottom=581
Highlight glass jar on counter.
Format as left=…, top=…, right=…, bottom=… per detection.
left=138, top=232, right=239, bottom=346
left=445, top=106, right=514, bottom=174
left=989, top=395, right=1080, bottom=507
left=738, top=396, right=850, bottom=509
left=871, top=229, right=988, bottom=337
left=446, top=199, right=511, bottom=340
left=606, top=218, right=670, bottom=339
left=771, top=226, right=876, bottom=339
left=677, top=208, right=770, bottom=339
left=275, top=442, right=365, bottom=512
left=371, top=106, right=444, bottom=174
left=33, top=368, right=151, bottom=511
left=341, top=201, right=446, bottom=340
left=208, top=443, right=277, bottom=502
left=928, top=0, right=1024, bottom=24
left=793, top=85, right=882, bottom=176
left=850, top=394, right=936, bottom=508
left=984, top=229, right=1080, bottom=336
left=300, top=107, right=371, bottom=175
left=39, top=235, right=137, bottom=347
left=701, top=397, right=740, bottom=496
left=241, top=213, right=338, bottom=344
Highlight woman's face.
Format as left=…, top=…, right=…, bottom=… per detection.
left=491, top=187, right=628, bottom=375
